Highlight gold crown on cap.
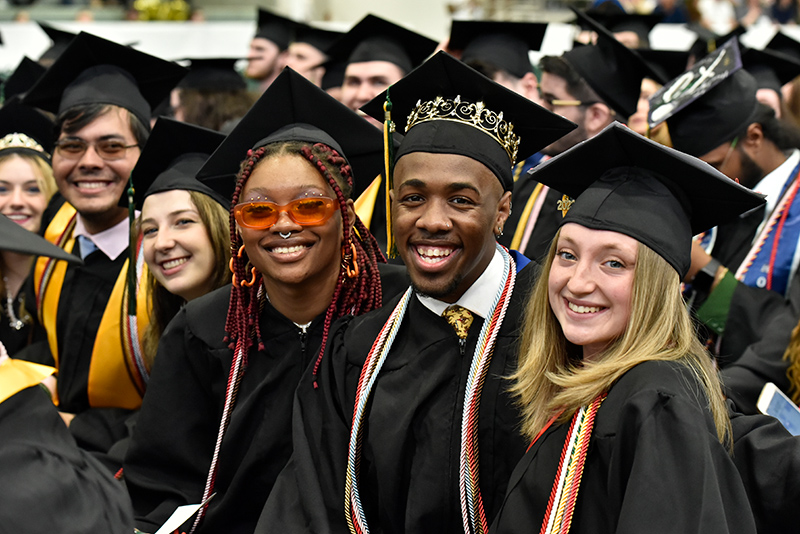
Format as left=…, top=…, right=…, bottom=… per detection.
left=0, top=133, right=46, bottom=154
left=405, top=95, right=520, bottom=163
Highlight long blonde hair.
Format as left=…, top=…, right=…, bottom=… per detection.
left=511, top=229, right=732, bottom=448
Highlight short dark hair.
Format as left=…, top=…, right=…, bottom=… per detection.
left=735, top=103, right=800, bottom=151
left=55, top=103, right=149, bottom=146
left=540, top=55, right=603, bottom=106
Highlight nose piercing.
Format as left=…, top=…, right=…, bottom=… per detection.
left=279, top=232, right=291, bottom=239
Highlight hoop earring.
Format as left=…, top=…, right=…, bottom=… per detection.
left=343, top=242, right=359, bottom=279
left=233, top=266, right=257, bottom=287
left=236, top=244, right=246, bottom=258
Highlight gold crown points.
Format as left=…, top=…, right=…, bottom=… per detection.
left=0, top=133, right=46, bottom=154
left=405, top=95, right=520, bottom=163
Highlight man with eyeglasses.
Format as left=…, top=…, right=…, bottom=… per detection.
left=501, top=8, right=656, bottom=262
left=21, top=32, right=185, bottom=463
left=656, top=60, right=800, bottom=413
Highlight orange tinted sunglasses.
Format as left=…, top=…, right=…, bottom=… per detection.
left=234, top=197, right=339, bottom=229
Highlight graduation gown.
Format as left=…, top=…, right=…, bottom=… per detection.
left=124, top=265, right=408, bottom=534
left=0, top=385, right=133, bottom=532
left=490, top=360, right=757, bottom=534
left=256, top=262, right=538, bottom=534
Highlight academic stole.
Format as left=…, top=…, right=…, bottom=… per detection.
left=33, top=202, right=149, bottom=408
left=345, top=243, right=516, bottom=534
left=736, top=161, right=800, bottom=296
left=538, top=394, right=606, bottom=534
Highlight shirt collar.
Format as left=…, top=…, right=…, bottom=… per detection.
left=73, top=214, right=132, bottom=261
left=416, top=248, right=504, bottom=319
left=753, top=149, right=800, bottom=217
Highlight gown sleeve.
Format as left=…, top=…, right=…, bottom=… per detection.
left=123, top=307, right=222, bottom=532
left=599, top=386, right=756, bottom=534
left=255, top=316, right=354, bottom=534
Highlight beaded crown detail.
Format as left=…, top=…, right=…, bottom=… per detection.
left=405, top=95, right=520, bottom=163
left=0, top=133, right=46, bottom=154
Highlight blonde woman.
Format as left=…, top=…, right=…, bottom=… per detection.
left=492, top=123, right=762, bottom=534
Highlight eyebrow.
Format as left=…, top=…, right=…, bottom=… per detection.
left=243, top=186, right=328, bottom=199
left=140, top=209, right=198, bottom=226
left=558, top=235, right=635, bottom=254
left=60, top=134, right=129, bottom=142
left=396, top=179, right=481, bottom=195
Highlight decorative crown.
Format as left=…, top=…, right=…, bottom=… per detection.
left=0, top=133, right=46, bottom=154
left=405, top=95, right=520, bottom=163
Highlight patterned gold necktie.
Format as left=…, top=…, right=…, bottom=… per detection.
left=442, top=305, right=474, bottom=340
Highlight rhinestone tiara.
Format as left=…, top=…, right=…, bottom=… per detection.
left=0, top=133, right=46, bottom=154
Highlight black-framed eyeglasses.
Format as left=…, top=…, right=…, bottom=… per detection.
left=54, top=138, right=139, bottom=161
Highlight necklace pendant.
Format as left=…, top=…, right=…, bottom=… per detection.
left=11, top=319, right=24, bottom=330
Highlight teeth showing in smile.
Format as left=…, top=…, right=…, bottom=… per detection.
left=417, top=246, right=453, bottom=264
left=162, top=258, right=188, bottom=270
left=6, top=214, right=29, bottom=221
left=272, top=245, right=305, bottom=254
left=76, top=182, right=109, bottom=190
left=568, top=302, right=603, bottom=314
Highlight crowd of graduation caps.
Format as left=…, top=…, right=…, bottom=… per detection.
left=1, top=4, right=800, bottom=533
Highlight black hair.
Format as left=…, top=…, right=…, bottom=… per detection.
left=55, top=103, right=150, bottom=146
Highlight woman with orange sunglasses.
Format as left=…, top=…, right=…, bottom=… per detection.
left=123, top=70, right=407, bottom=534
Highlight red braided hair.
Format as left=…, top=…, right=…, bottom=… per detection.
left=225, top=141, right=386, bottom=386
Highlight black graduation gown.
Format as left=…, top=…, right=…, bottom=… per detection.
left=256, top=262, right=538, bottom=534
left=0, top=385, right=133, bottom=532
left=124, top=265, right=408, bottom=534
left=490, top=360, right=757, bottom=534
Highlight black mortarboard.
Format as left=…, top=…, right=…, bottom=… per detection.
left=743, top=47, right=800, bottom=95
left=325, top=14, right=437, bottom=74
left=766, top=31, right=800, bottom=62
left=197, top=67, right=386, bottom=199
left=530, top=122, right=764, bottom=277
left=0, top=100, right=54, bottom=158
left=0, top=214, right=80, bottom=263
left=23, top=32, right=187, bottom=129
left=449, top=20, right=546, bottom=79
left=563, top=8, right=660, bottom=118
left=255, top=8, right=295, bottom=51
left=688, top=24, right=745, bottom=63
left=636, top=48, right=689, bottom=84
left=177, top=58, right=246, bottom=92
left=294, top=23, right=342, bottom=53
left=3, top=57, right=46, bottom=102
left=127, top=118, right=227, bottom=210
left=361, top=51, right=577, bottom=192
left=653, top=41, right=755, bottom=157
left=581, top=4, right=662, bottom=48
left=37, top=22, right=76, bottom=65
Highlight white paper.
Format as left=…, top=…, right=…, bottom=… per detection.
left=154, top=503, right=202, bottom=534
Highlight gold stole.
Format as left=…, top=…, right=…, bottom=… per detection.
left=34, top=202, right=150, bottom=409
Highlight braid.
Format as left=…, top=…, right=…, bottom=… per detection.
left=223, top=140, right=386, bottom=384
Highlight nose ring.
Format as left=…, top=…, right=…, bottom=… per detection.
left=279, top=232, right=291, bottom=239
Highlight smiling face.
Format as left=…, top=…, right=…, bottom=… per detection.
left=237, top=153, right=351, bottom=290
left=548, top=223, right=637, bottom=360
left=0, top=154, right=49, bottom=233
left=140, top=189, right=216, bottom=302
left=341, top=60, right=405, bottom=129
left=392, top=151, right=511, bottom=303
left=52, top=106, right=140, bottom=231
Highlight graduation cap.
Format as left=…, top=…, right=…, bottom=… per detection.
left=0, top=101, right=54, bottom=158
left=743, top=47, right=800, bottom=95
left=562, top=7, right=660, bottom=117
left=0, top=213, right=80, bottom=264
left=581, top=4, right=662, bottom=48
left=3, top=57, right=46, bottom=102
left=325, top=14, right=437, bottom=74
left=294, top=23, right=342, bottom=53
left=255, top=8, right=296, bottom=51
left=126, top=118, right=227, bottom=210
left=177, top=58, right=246, bottom=92
left=687, top=24, right=745, bottom=63
left=529, top=122, right=764, bottom=277
left=197, top=67, right=386, bottom=199
left=22, top=32, right=187, bottom=128
left=37, top=21, right=76, bottom=65
left=361, top=51, right=577, bottom=192
left=636, top=48, right=689, bottom=84
left=650, top=40, right=755, bottom=158
left=766, top=31, right=800, bottom=62
left=449, top=20, right=546, bottom=79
